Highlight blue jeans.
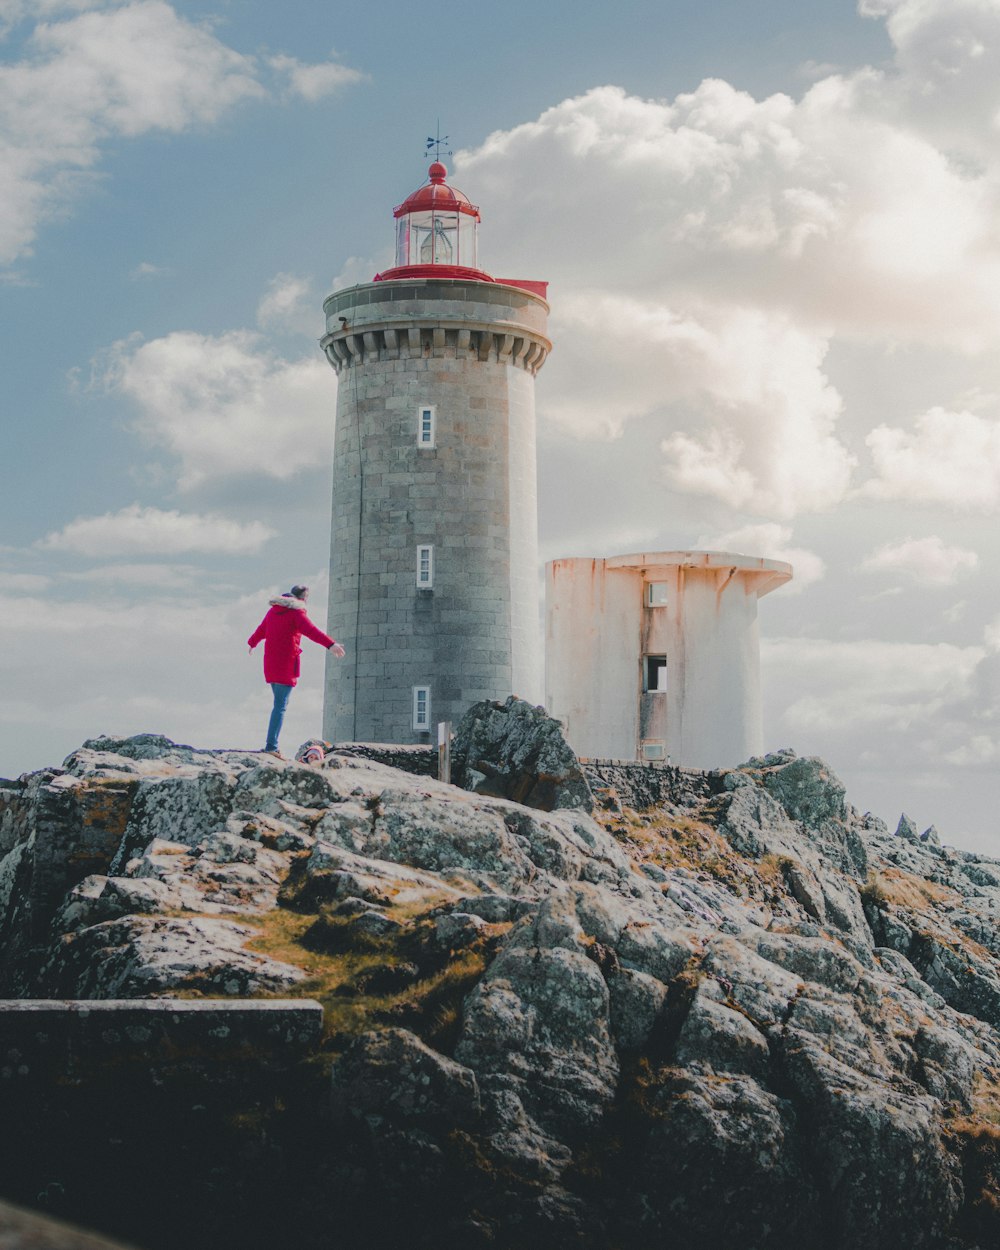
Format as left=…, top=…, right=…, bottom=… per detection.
left=265, top=683, right=293, bottom=752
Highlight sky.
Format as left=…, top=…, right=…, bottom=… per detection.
left=2, top=0, right=999, bottom=853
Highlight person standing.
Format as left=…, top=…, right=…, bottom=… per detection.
left=247, top=585, right=345, bottom=757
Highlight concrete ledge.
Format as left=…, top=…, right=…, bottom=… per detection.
left=0, top=998, right=324, bottom=1080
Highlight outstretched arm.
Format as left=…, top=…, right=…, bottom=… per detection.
left=247, top=618, right=268, bottom=650
left=299, top=614, right=337, bottom=650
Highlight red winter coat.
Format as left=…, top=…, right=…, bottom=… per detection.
left=247, top=595, right=336, bottom=686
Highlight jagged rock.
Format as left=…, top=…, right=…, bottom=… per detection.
left=349, top=909, right=406, bottom=940
left=442, top=893, right=532, bottom=923
left=451, top=696, right=593, bottom=812
left=674, top=984, right=771, bottom=1077
left=41, top=915, right=304, bottom=997
left=606, top=966, right=668, bottom=1051
left=759, top=754, right=847, bottom=828
left=348, top=962, right=421, bottom=994
left=332, top=1028, right=481, bottom=1125
left=627, top=1067, right=820, bottom=1248
left=54, top=875, right=177, bottom=933
left=895, top=812, right=921, bottom=841
left=3, top=732, right=1000, bottom=1249
left=434, top=911, right=489, bottom=949
left=287, top=840, right=467, bottom=910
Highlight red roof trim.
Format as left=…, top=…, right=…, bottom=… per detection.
left=373, top=264, right=495, bottom=283
left=495, top=278, right=549, bottom=299
left=393, top=188, right=480, bottom=219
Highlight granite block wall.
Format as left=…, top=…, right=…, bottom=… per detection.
left=321, top=279, right=550, bottom=745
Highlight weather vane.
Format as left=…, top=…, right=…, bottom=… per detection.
left=425, top=123, right=452, bottom=162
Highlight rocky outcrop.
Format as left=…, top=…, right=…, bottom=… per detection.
left=1, top=735, right=1000, bottom=1250
left=451, top=696, right=594, bottom=812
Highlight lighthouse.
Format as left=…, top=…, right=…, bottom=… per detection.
left=320, top=161, right=551, bottom=744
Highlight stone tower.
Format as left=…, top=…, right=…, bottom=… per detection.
left=546, top=551, right=792, bottom=768
left=321, top=161, right=550, bottom=744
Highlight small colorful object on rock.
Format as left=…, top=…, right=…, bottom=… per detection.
left=295, top=739, right=331, bottom=765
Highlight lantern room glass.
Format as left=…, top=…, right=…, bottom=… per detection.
left=395, top=209, right=477, bottom=269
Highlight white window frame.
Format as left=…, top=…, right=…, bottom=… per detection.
left=647, top=582, right=669, bottom=607
left=416, top=544, right=434, bottom=589
left=416, top=404, right=436, bottom=448
left=412, top=685, right=431, bottom=731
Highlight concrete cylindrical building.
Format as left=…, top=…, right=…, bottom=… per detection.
left=546, top=551, right=792, bottom=769
left=321, top=162, right=550, bottom=744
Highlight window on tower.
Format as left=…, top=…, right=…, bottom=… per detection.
left=417, top=405, right=436, bottom=448
left=416, top=544, right=434, bottom=589
left=644, top=655, right=668, bottom=693
left=412, top=685, right=431, bottom=731
left=647, top=582, right=668, bottom=607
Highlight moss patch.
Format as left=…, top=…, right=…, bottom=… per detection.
left=948, top=1072, right=1000, bottom=1245
left=870, top=867, right=960, bottom=912
left=242, top=902, right=509, bottom=1059
left=604, top=805, right=787, bottom=903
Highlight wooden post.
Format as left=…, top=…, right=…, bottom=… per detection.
left=437, top=721, right=452, bottom=784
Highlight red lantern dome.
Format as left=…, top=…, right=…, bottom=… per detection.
left=375, top=161, right=493, bottom=283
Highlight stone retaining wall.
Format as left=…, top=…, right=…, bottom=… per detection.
left=0, top=998, right=323, bottom=1082
left=0, top=999, right=326, bottom=1250
left=332, top=742, right=437, bottom=776
left=328, top=744, right=726, bottom=812
left=581, top=759, right=724, bottom=811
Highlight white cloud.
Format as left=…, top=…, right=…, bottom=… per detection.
left=66, top=562, right=201, bottom=588
left=540, top=293, right=852, bottom=518
left=462, top=78, right=1000, bottom=348
left=0, top=2, right=363, bottom=266
left=860, top=0, right=1000, bottom=161
left=267, top=52, right=365, bottom=102
left=944, top=734, right=1000, bottom=767
left=696, top=521, right=825, bottom=591
left=863, top=407, right=1000, bottom=510
left=0, top=571, right=51, bottom=591
left=943, top=600, right=968, bottom=624
left=256, top=272, right=314, bottom=333
left=761, top=635, right=1000, bottom=839
left=763, top=636, right=990, bottom=769
left=332, top=255, right=384, bottom=290
left=98, top=329, right=334, bottom=488
left=0, top=1, right=99, bottom=34
left=451, top=16, right=1000, bottom=519
left=861, top=535, right=980, bottom=585
left=130, top=260, right=170, bottom=281
left=38, top=505, right=274, bottom=557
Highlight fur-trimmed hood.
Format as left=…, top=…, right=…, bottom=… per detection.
left=268, top=595, right=307, bottom=611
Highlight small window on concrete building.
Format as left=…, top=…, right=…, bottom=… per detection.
left=644, top=655, right=668, bottom=692
left=416, top=544, right=434, bottom=588
left=642, top=741, right=666, bottom=761
left=647, top=582, right=668, bottom=607
left=412, top=685, right=431, bottom=731
left=417, top=405, right=436, bottom=448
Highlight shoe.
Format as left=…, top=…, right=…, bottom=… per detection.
left=263, top=749, right=287, bottom=760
